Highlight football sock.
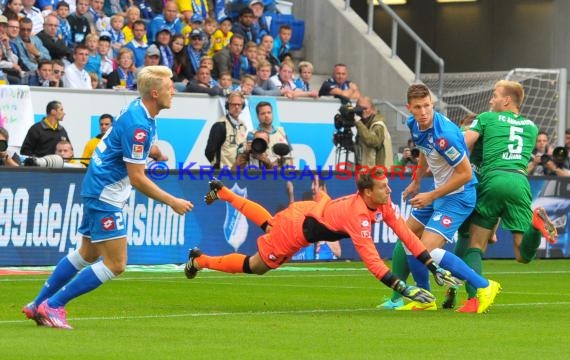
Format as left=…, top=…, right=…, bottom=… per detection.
left=48, top=261, right=115, bottom=308
left=195, top=253, right=247, bottom=274
left=218, top=187, right=272, bottom=228
left=407, top=255, right=431, bottom=291
left=430, top=248, right=489, bottom=289
left=33, top=250, right=91, bottom=306
left=462, top=248, right=484, bottom=298
left=390, top=240, right=410, bottom=301
left=521, top=227, right=541, bottom=262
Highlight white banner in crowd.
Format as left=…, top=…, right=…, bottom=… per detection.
left=28, top=88, right=342, bottom=169
left=0, top=85, right=34, bottom=149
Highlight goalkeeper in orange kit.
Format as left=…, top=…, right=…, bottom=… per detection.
left=184, top=169, right=461, bottom=304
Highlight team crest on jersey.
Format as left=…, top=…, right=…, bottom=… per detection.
left=428, top=134, right=433, bottom=144
left=445, top=146, right=460, bottom=161
left=432, top=211, right=443, bottom=221
left=437, top=137, right=448, bottom=150
left=132, top=144, right=144, bottom=159
left=101, top=216, right=116, bottom=231
left=441, top=215, right=452, bottom=228
left=133, top=129, right=147, bottom=143
left=375, top=212, right=383, bottom=223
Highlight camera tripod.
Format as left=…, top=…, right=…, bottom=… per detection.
left=335, top=145, right=355, bottom=170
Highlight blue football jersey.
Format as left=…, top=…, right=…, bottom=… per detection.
left=81, top=98, right=156, bottom=208
left=407, top=111, right=477, bottom=194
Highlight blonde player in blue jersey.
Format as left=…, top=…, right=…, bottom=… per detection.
left=383, top=84, right=501, bottom=313
left=22, top=66, right=194, bottom=329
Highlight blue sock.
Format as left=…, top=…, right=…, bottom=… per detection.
left=407, top=255, right=430, bottom=291
left=48, top=262, right=115, bottom=308
left=34, top=251, right=90, bottom=306
left=431, top=248, right=489, bottom=289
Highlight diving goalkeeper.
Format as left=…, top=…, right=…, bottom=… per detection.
left=184, top=169, right=460, bottom=304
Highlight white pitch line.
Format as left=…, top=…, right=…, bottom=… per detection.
left=2, top=302, right=570, bottom=326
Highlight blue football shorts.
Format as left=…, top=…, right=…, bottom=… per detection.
left=410, top=185, right=476, bottom=242
left=78, top=198, right=127, bottom=242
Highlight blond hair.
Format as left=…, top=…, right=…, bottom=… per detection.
left=298, top=61, right=313, bottom=73
left=495, top=80, right=525, bottom=108
left=137, top=66, right=173, bottom=98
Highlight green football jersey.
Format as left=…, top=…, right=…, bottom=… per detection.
left=469, top=111, right=538, bottom=174
left=461, top=125, right=483, bottom=175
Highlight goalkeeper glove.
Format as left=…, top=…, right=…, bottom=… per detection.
left=427, top=262, right=462, bottom=287
left=394, top=280, right=435, bottom=304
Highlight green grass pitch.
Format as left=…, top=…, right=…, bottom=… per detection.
left=1, top=260, right=570, bottom=360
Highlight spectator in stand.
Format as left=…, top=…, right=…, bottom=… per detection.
left=68, top=0, right=92, bottom=47
left=205, top=91, right=248, bottom=169
left=56, top=140, right=85, bottom=168
left=98, top=34, right=114, bottom=83
left=34, top=0, right=62, bottom=12
left=153, top=26, right=174, bottom=69
left=147, top=1, right=181, bottom=43
left=319, top=63, right=361, bottom=100
left=80, top=113, right=113, bottom=166
left=236, top=73, right=255, bottom=95
left=0, top=17, right=23, bottom=84
left=21, top=100, right=71, bottom=158
left=122, top=6, right=146, bottom=44
left=181, top=13, right=203, bottom=46
left=103, top=0, right=130, bottom=17
left=125, top=19, right=148, bottom=68
left=259, top=34, right=278, bottom=75
left=84, top=33, right=102, bottom=79
left=184, top=65, right=225, bottom=96
left=294, top=61, right=315, bottom=92
left=249, top=0, right=269, bottom=43
left=133, top=0, right=157, bottom=21
left=218, top=71, right=235, bottom=94
left=142, top=43, right=160, bottom=67
left=213, top=32, right=244, bottom=82
left=13, top=17, right=51, bottom=73
left=200, top=55, right=214, bottom=72
left=20, top=0, right=43, bottom=35
left=231, top=7, right=256, bottom=44
left=241, top=41, right=257, bottom=75
left=170, top=33, right=192, bottom=91
left=63, top=43, right=92, bottom=89
left=106, top=47, right=136, bottom=90
left=3, top=0, right=24, bottom=22
left=208, top=16, right=232, bottom=57
left=55, top=2, right=73, bottom=49
left=271, top=24, right=291, bottom=62
left=252, top=60, right=280, bottom=96
left=25, top=58, right=52, bottom=86
left=85, top=0, right=111, bottom=35
left=50, top=59, right=65, bottom=87
left=528, top=131, right=552, bottom=176
left=256, top=101, right=292, bottom=167
left=106, top=14, right=126, bottom=58
left=270, top=59, right=296, bottom=95
left=0, top=127, right=21, bottom=167
left=89, top=71, right=101, bottom=88
left=202, top=17, right=217, bottom=54
left=37, top=14, right=73, bottom=62
left=186, top=29, right=206, bottom=76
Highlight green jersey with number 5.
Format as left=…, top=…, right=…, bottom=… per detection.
left=469, top=111, right=538, bottom=174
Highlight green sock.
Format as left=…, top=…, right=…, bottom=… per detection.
left=520, top=227, right=541, bottom=263
left=454, top=235, right=469, bottom=260
left=390, top=240, right=410, bottom=301
left=463, top=248, right=484, bottom=298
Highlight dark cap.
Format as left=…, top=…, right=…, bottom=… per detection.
left=189, top=29, right=203, bottom=39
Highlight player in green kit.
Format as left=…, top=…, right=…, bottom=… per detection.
left=457, top=80, right=558, bottom=312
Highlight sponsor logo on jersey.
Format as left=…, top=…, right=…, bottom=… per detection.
left=445, top=146, right=460, bottom=161
left=132, top=144, right=144, bottom=159
left=375, top=212, right=383, bottom=222
left=268, top=253, right=277, bottom=261
left=361, top=219, right=369, bottom=227
left=441, top=215, right=452, bottom=228
left=437, top=137, right=448, bottom=150
left=361, top=230, right=371, bottom=238
left=101, top=216, right=116, bottom=231
left=134, top=129, right=147, bottom=143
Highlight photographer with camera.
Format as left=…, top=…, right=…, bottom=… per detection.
left=394, top=139, right=420, bottom=173
left=542, top=146, right=570, bottom=176
left=528, top=131, right=551, bottom=176
left=255, top=101, right=292, bottom=167
left=232, top=131, right=276, bottom=170
left=353, top=96, right=393, bottom=168
left=0, top=127, right=20, bottom=167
